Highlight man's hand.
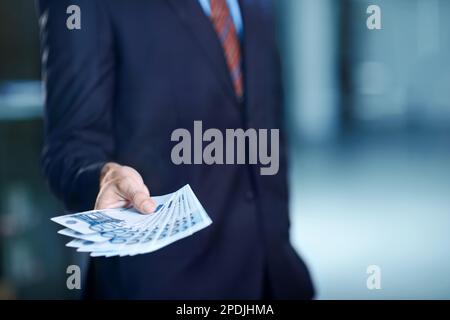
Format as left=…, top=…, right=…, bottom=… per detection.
left=94, top=162, right=156, bottom=214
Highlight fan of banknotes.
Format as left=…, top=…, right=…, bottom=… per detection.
left=51, top=184, right=212, bottom=257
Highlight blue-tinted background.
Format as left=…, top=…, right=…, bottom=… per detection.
left=0, top=0, right=449, bottom=299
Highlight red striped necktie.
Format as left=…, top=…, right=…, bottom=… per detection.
left=210, top=0, right=244, bottom=99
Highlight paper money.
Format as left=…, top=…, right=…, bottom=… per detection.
left=51, top=185, right=212, bottom=257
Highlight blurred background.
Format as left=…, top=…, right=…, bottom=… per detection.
left=0, top=0, right=449, bottom=299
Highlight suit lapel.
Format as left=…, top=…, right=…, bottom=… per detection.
left=166, top=0, right=238, bottom=104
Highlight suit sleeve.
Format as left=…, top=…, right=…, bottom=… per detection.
left=37, top=0, right=115, bottom=211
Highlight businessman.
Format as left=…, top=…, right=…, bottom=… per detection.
left=37, top=0, right=314, bottom=299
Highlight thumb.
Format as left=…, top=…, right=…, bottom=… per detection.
left=117, top=178, right=156, bottom=214
left=131, top=191, right=156, bottom=214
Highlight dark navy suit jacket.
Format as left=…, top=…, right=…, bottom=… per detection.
left=37, top=0, right=314, bottom=299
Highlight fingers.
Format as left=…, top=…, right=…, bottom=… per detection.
left=117, top=178, right=156, bottom=214
left=94, top=196, right=129, bottom=211
left=95, top=163, right=156, bottom=214
left=130, top=190, right=156, bottom=214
